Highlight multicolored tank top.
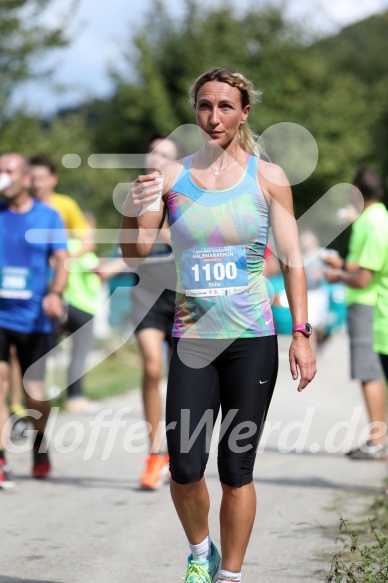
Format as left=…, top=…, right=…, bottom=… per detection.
left=167, top=154, right=276, bottom=339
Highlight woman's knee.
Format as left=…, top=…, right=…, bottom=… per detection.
left=167, top=424, right=209, bottom=485
left=170, top=457, right=205, bottom=485
left=218, top=451, right=255, bottom=487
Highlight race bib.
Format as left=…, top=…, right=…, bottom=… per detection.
left=0, top=267, right=33, bottom=299
left=182, top=246, right=249, bottom=297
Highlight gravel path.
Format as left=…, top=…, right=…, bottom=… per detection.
left=1, top=332, right=387, bottom=583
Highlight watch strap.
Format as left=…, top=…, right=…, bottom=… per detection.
left=292, top=323, right=312, bottom=337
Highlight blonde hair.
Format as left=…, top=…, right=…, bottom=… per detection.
left=189, top=67, right=264, bottom=158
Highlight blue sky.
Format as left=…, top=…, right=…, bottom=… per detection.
left=12, top=0, right=388, bottom=115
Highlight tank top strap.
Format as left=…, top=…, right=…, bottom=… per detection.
left=246, top=154, right=259, bottom=179
left=183, top=155, right=194, bottom=169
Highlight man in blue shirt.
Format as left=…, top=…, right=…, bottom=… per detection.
left=0, top=153, right=68, bottom=489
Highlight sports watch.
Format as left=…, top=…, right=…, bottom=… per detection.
left=292, top=323, right=313, bottom=337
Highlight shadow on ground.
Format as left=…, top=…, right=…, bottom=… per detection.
left=0, top=577, right=62, bottom=583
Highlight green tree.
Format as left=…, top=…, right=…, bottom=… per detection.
left=311, top=11, right=388, bottom=185
left=92, top=0, right=373, bottom=229
left=0, top=0, right=73, bottom=118
left=1, top=110, right=128, bottom=231
left=0, top=1, right=124, bottom=234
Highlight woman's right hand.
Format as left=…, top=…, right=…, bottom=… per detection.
left=122, top=172, right=162, bottom=217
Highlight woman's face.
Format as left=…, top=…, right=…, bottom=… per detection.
left=195, top=81, right=250, bottom=149
left=145, top=138, right=178, bottom=174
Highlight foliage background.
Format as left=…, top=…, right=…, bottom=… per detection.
left=1, top=0, right=387, bottom=252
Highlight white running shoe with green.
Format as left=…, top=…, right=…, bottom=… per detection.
left=184, top=542, right=221, bottom=583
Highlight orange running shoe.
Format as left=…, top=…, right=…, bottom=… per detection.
left=140, top=453, right=169, bottom=490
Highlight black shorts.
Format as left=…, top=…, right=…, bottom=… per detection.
left=0, top=327, right=50, bottom=381
left=134, top=289, right=176, bottom=347
left=131, top=258, right=176, bottom=346
left=166, top=335, right=278, bottom=487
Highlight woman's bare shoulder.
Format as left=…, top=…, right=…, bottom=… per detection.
left=160, top=158, right=188, bottom=193
left=258, top=160, right=289, bottom=187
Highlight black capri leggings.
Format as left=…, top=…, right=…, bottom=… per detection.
left=166, top=335, right=278, bottom=488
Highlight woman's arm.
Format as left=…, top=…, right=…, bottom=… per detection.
left=259, top=161, right=316, bottom=391
left=119, top=161, right=181, bottom=267
left=119, top=172, right=166, bottom=267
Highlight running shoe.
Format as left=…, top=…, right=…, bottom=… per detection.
left=33, top=447, right=51, bottom=479
left=0, top=459, right=15, bottom=490
left=347, top=441, right=388, bottom=461
left=64, top=397, right=100, bottom=413
left=184, top=542, right=221, bottom=583
left=140, top=453, right=169, bottom=490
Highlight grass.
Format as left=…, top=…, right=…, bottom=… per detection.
left=84, top=343, right=143, bottom=400
left=326, top=515, right=388, bottom=582
left=323, top=491, right=388, bottom=582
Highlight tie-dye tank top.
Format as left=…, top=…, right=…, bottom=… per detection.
left=167, top=154, right=276, bottom=339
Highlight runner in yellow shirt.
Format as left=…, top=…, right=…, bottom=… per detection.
left=29, top=154, right=94, bottom=255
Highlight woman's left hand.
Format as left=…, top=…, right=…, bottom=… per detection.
left=289, top=336, right=317, bottom=392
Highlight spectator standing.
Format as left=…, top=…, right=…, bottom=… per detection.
left=325, top=168, right=387, bottom=459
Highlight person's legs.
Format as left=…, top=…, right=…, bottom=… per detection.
left=361, top=379, right=386, bottom=445
left=0, top=330, right=16, bottom=489
left=167, top=338, right=220, bottom=544
left=9, top=345, right=23, bottom=408
left=380, top=354, right=388, bottom=382
left=167, top=336, right=278, bottom=580
left=0, top=328, right=13, bottom=452
left=0, top=360, right=14, bottom=488
left=17, top=332, right=51, bottom=478
left=0, top=361, right=11, bottom=451
left=217, top=336, right=278, bottom=575
left=347, top=304, right=386, bottom=451
left=17, top=333, right=50, bottom=428
left=6, top=345, right=28, bottom=439
left=65, top=304, right=94, bottom=401
left=23, top=379, right=50, bottom=433
left=136, top=327, right=166, bottom=452
left=170, top=477, right=211, bottom=544
left=219, top=482, right=256, bottom=575
left=379, top=355, right=388, bottom=487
